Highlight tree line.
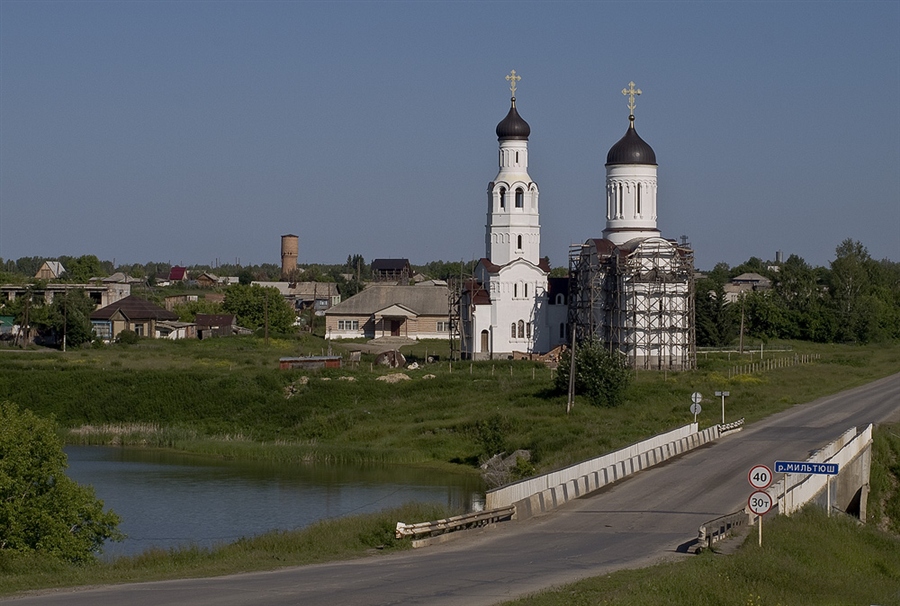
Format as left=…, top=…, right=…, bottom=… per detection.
left=3, top=239, right=897, bottom=348
left=696, top=239, right=900, bottom=346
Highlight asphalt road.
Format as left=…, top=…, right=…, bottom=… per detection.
left=8, top=372, right=900, bottom=606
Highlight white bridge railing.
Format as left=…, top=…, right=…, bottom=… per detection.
left=768, top=424, right=873, bottom=515
left=485, top=423, right=722, bottom=513
left=395, top=506, right=515, bottom=539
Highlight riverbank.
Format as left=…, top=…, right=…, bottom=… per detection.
left=0, top=502, right=453, bottom=597
left=2, top=337, right=897, bottom=473
left=1, top=337, right=898, bottom=598
left=2, top=423, right=897, bottom=601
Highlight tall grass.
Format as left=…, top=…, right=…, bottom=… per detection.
left=1, top=337, right=898, bottom=471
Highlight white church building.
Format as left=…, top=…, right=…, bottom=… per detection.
left=458, top=76, right=694, bottom=368
left=569, top=82, right=695, bottom=370
left=459, top=72, right=568, bottom=359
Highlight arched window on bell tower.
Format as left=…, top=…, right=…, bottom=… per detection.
left=499, top=188, right=506, bottom=209
left=515, top=188, right=524, bottom=208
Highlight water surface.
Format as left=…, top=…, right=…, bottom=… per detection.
left=64, top=446, right=484, bottom=558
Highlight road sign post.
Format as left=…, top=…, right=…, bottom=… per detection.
left=748, top=465, right=772, bottom=490
left=774, top=461, right=840, bottom=517
left=747, top=465, right=774, bottom=547
left=715, top=390, right=730, bottom=424
left=690, top=393, right=702, bottom=424
left=690, top=402, right=701, bottom=423
left=747, top=490, right=772, bottom=546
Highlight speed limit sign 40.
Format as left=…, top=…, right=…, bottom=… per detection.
left=748, top=465, right=773, bottom=489
left=748, top=490, right=773, bottom=515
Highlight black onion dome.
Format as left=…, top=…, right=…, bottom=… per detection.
left=606, top=118, right=656, bottom=165
left=496, top=98, right=530, bottom=140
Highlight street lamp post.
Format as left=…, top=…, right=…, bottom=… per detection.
left=715, top=390, right=730, bottom=424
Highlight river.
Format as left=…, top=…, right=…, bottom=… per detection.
left=64, top=446, right=485, bottom=559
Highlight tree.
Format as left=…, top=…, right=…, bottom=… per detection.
left=62, top=255, right=104, bottom=283
left=173, top=298, right=225, bottom=322
left=829, top=239, right=882, bottom=343
left=695, top=278, right=736, bottom=347
left=0, top=401, right=122, bottom=562
left=47, top=289, right=96, bottom=348
left=223, top=284, right=296, bottom=333
left=555, top=341, right=632, bottom=407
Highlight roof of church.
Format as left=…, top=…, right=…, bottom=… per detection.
left=496, top=98, right=530, bottom=141
left=606, top=118, right=656, bottom=166
left=477, top=256, right=551, bottom=274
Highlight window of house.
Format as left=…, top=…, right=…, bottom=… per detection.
left=517, top=320, right=525, bottom=339
left=499, top=188, right=506, bottom=209
left=437, top=321, right=449, bottom=332
left=515, top=188, right=524, bottom=208
left=133, top=324, right=144, bottom=337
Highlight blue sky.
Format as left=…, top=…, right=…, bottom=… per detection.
left=1, top=1, right=898, bottom=271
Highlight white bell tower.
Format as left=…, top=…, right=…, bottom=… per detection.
left=486, top=70, right=541, bottom=267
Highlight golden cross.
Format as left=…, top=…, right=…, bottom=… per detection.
left=506, top=70, right=521, bottom=97
left=622, top=81, right=642, bottom=116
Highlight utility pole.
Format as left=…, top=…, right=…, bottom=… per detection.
left=62, top=286, right=68, bottom=352
left=566, top=324, right=577, bottom=414
left=264, top=290, right=269, bottom=346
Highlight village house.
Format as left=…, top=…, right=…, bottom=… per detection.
left=252, top=281, right=341, bottom=314
left=34, top=261, right=66, bottom=280
left=90, top=295, right=178, bottom=342
left=324, top=283, right=450, bottom=340
left=371, top=259, right=412, bottom=283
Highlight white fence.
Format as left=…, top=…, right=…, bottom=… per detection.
left=486, top=423, right=721, bottom=512
left=768, top=424, right=873, bottom=515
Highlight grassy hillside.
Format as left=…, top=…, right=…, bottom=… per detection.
left=0, top=337, right=898, bottom=472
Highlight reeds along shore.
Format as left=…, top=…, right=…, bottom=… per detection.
left=1, top=337, right=897, bottom=470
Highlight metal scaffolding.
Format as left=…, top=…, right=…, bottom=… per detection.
left=567, top=238, right=696, bottom=370
left=448, top=277, right=463, bottom=361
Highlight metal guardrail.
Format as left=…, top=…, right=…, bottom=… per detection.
left=718, top=418, right=745, bottom=433
left=395, top=506, right=516, bottom=539
left=697, top=509, right=749, bottom=551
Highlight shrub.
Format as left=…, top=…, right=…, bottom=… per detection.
left=115, top=330, right=140, bottom=345
left=555, top=341, right=632, bottom=407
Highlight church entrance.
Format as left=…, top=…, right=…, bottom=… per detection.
left=480, top=330, right=489, bottom=353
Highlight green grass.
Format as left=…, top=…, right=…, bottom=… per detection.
left=1, top=337, right=898, bottom=472
left=499, top=506, right=900, bottom=606
left=0, top=501, right=451, bottom=596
